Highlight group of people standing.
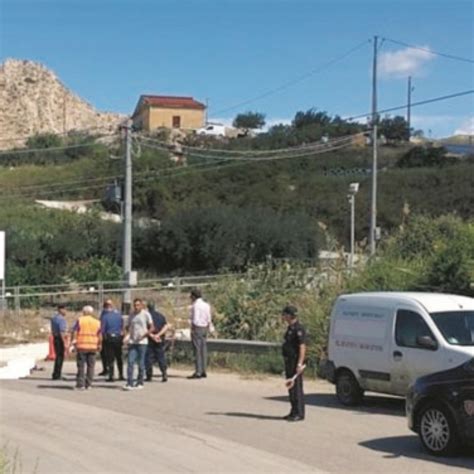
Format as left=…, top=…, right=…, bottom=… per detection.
left=50, top=288, right=307, bottom=422
left=50, top=290, right=206, bottom=391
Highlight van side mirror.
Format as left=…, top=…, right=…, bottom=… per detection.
left=416, top=335, right=438, bottom=351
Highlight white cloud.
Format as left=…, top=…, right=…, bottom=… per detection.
left=454, top=117, right=474, bottom=135
left=379, top=46, right=435, bottom=78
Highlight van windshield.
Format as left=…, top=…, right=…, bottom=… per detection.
left=430, top=311, right=474, bottom=346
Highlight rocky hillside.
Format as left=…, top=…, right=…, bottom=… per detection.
left=0, top=59, right=124, bottom=149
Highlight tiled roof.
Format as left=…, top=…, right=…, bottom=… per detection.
left=141, top=95, right=206, bottom=110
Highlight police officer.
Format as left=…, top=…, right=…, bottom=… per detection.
left=101, top=299, right=125, bottom=382
left=281, top=305, right=307, bottom=422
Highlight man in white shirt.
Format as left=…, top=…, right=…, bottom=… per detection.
left=188, top=288, right=212, bottom=379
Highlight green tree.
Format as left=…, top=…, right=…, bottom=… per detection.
left=378, top=115, right=410, bottom=141
left=293, top=109, right=331, bottom=129
left=233, top=111, right=266, bottom=131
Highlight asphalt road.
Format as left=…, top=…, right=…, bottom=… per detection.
left=1, top=361, right=473, bottom=473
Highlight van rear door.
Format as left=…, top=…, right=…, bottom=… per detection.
left=390, top=308, right=443, bottom=396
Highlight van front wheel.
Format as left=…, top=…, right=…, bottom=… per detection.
left=336, top=371, right=363, bottom=406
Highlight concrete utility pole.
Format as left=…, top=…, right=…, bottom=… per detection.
left=369, top=35, right=378, bottom=256
left=122, top=120, right=133, bottom=310
left=407, top=76, right=413, bottom=140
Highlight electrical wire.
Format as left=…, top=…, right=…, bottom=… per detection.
left=0, top=126, right=124, bottom=144
left=382, top=37, right=474, bottom=64
left=0, top=142, right=110, bottom=156
left=210, top=39, right=371, bottom=116
left=346, top=89, right=474, bottom=122
left=0, top=139, right=355, bottom=202
left=136, top=131, right=366, bottom=156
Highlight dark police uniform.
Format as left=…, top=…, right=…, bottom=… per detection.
left=282, top=320, right=307, bottom=419
left=146, top=309, right=168, bottom=381
left=101, top=309, right=124, bottom=381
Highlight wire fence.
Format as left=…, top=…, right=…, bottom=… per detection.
left=0, top=274, right=236, bottom=322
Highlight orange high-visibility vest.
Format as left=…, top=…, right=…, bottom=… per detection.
left=76, top=315, right=101, bottom=351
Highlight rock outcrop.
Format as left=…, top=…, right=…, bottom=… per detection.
left=0, top=59, right=124, bottom=149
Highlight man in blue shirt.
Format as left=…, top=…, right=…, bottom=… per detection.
left=146, top=302, right=169, bottom=382
left=50, top=304, right=68, bottom=380
left=100, top=299, right=125, bottom=382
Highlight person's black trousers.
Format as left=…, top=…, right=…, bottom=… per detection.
left=52, top=335, right=65, bottom=379
left=146, top=342, right=167, bottom=379
left=99, top=345, right=108, bottom=374
left=284, top=357, right=305, bottom=418
left=104, top=335, right=124, bottom=379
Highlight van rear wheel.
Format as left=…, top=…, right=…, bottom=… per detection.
left=336, top=371, right=363, bottom=406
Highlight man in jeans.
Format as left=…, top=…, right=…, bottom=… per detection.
left=123, top=298, right=154, bottom=390
left=145, top=301, right=170, bottom=383
left=188, top=288, right=212, bottom=379
left=51, top=304, right=69, bottom=380
left=71, top=305, right=102, bottom=390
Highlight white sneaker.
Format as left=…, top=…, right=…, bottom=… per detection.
left=134, top=384, right=144, bottom=390
left=122, top=384, right=135, bottom=391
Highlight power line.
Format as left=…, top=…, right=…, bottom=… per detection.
left=382, top=37, right=474, bottom=64
left=0, top=139, right=356, bottom=202
left=136, top=131, right=366, bottom=156
left=345, top=89, right=474, bottom=122
left=211, top=39, right=371, bottom=116
left=0, top=141, right=110, bottom=156
left=184, top=140, right=356, bottom=163
left=0, top=126, right=123, bottom=144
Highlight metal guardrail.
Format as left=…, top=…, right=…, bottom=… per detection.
left=174, top=338, right=280, bottom=354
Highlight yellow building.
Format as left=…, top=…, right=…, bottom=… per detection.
left=132, top=95, right=206, bottom=131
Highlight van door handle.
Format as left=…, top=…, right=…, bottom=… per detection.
left=393, top=351, right=403, bottom=360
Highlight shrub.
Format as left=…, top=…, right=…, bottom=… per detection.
left=136, top=206, right=320, bottom=274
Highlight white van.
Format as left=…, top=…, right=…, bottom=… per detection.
left=323, top=292, right=474, bottom=405
left=196, top=124, right=227, bottom=137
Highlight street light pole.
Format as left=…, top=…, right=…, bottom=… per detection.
left=348, top=183, right=359, bottom=269
left=122, top=119, right=133, bottom=311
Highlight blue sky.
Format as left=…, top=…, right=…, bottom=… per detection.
left=1, top=0, right=473, bottom=137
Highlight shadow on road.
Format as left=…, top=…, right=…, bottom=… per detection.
left=37, top=384, right=74, bottom=390
left=23, top=377, right=73, bottom=381
left=266, top=393, right=405, bottom=417
left=91, top=384, right=124, bottom=390
left=207, top=411, right=283, bottom=421
left=360, top=435, right=474, bottom=469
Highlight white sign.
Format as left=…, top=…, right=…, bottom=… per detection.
left=0, top=231, right=4, bottom=280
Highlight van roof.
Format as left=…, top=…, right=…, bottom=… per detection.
left=337, top=292, right=474, bottom=313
